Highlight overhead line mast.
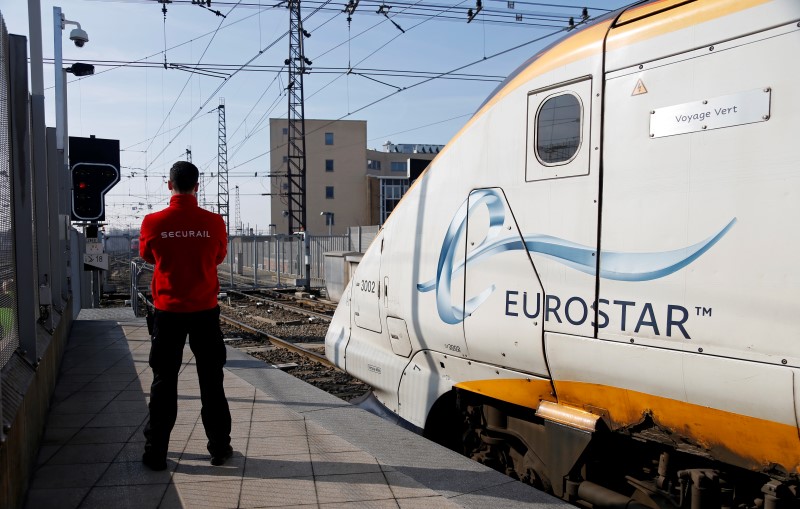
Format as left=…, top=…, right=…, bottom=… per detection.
left=217, top=98, right=230, bottom=230
left=235, top=185, right=242, bottom=234
left=285, top=0, right=312, bottom=235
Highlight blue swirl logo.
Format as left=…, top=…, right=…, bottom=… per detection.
left=417, top=189, right=736, bottom=324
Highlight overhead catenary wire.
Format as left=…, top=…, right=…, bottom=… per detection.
left=305, top=0, right=469, bottom=106
left=45, top=5, right=279, bottom=91
left=96, top=0, right=606, bottom=222
left=142, top=0, right=345, bottom=173
left=80, top=0, right=586, bottom=173
left=47, top=58, right=507, bottom=83
left=227, top=18, right=585, bottom=171
left=142, top=1, right=245, bottom=166
left=119, top=0, right=608, bottom=21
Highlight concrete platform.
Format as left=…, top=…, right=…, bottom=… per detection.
left=24, top=308, right=567, bottom=509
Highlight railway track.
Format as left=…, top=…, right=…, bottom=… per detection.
left=217, top=292, right=369, bottom=400
left=219, top=313, right=331, bottom=367
left=225, top=289, right=333, bottom=322
left=219, top=309, right=369, bottom=401
left=120, top=261, right=368, bottom=400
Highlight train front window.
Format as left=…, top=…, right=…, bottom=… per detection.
left=536, top=93, right=581, bottom=164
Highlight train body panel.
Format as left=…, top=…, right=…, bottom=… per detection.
left=398, top=350, right=554, bottom=428
left=546, top=332, right=800, bottom=472
left=325, top=0, right=800, bottom=501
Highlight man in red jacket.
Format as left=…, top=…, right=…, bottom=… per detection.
left=139, top=161, right=232, bottom=471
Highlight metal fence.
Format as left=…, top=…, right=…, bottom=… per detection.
left=219, top=226, right=379, bottom=289
left=130, top=260, right=154, bottom=318
left=0, top=12, right=74, bottom=370
left=104, top=234, right=132, bottom=254
left=348, top=225, right=380, bottom=253
left=0, top=15, right=18, bottom=368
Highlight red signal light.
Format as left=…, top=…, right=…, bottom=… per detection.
left=79, top=182, right=88, bottom=190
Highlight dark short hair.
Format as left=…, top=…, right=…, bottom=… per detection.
left=169, top=161, right=199, bottom=192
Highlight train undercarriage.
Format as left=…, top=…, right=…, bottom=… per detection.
left=424, top=390, right=799, bottom=509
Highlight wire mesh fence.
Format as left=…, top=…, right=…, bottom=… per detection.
left=218, top=226, right=378, bottom=289
left=131, top=224, right=378, bottom=301
left=0, top=15, right=19, bottom=369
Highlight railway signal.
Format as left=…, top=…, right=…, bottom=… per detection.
left=69, top=136, right=120, bottom=222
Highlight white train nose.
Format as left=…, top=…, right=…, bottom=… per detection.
left=325, top=282, right=351, bottom=369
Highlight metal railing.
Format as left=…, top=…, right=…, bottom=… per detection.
left=131, top=225, right=380, bottom=299
left=220, top=229, right=374, bottom=289
left=130, top=260, right=153, bottom=318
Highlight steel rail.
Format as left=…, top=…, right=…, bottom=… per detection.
left=226, top=289, right=333, bottom=322
left=256, top=287, right=338, bottom=312
left=219, top=313, right=336, bottom=369
left=217, top=267, right=298, bottom=289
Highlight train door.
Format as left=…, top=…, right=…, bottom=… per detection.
left=462, top=188, right=549, bottom=377
left=352, top=234, right=382, bottom=333
left=560, top=11, right=800, bottom=452
left=516, top=77, right=600, bottom=343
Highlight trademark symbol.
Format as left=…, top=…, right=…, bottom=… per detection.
left=695, top=306, right=712, bottom=317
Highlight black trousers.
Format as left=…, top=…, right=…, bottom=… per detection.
left=144, top=306, right=231, bottom=458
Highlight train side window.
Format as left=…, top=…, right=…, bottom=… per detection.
left=525, top=78, right=591, bottom=182
left=536, top=93, right=582, bottom=164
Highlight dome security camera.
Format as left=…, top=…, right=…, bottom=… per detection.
left=69, top=27, right=89, bottom=47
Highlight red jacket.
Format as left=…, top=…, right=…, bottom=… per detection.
left=139, top=194, right=227, bottom=312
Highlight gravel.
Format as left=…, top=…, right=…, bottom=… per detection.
left=220, top=311, right=370, bottom=402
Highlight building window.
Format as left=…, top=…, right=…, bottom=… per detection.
left=281, top=182, right=289, bottom=190
left=282, top=127, right=288, bottom=135
left=282, top=155, right=288, bottom=163
left=325, top=132, right=334, bottom=145
left=390, top=161, right=406, bottom=172
left=536, top=93, right=581, bottom=164
left=380, top=179, right=410, bottom=224
left=325, top=186, right=334, bottom=199
left=367, top=159, right=381, bottom=170
left=325, top=159, right=334, bottom=172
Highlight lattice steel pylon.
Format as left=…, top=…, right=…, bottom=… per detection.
left=285, top=0, right=312, bottom=235
left=234, top=185, right=242, bottom=234
left=217, top=98, right=230, bottom=230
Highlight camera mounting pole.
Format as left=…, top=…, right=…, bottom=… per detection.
left=53, top=7, right=88, bottom=154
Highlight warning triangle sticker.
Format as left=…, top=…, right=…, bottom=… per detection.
left=632, top=79, right=648, bottom=96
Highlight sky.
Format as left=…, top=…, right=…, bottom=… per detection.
left=2, top=0, right=630, bottom=233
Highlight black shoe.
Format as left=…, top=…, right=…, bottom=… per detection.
left=142, top=452, right=167, bottom=471
left=210, top=446, right=233, bottom=466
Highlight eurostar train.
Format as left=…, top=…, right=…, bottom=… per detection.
left=325, top=1, right=800, bottom=507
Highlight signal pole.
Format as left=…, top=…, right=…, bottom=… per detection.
left=286, top=0, right=312, bottom=287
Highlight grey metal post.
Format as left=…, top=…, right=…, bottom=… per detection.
left=53, top=7, right=71, bottom=303
left=78, top=232, right=91, bottom=310
left=53, top=7, right=67, bottom=156
left=228, top=237, right=233, bottom=289
left=276, top=236, right=282, bottom=288
left=45, top=127, right=63, bottom=307
left=92, top=269, right=100, bottom=308
left=130, top=260, right=137, bottom=317
left=303, top=232, right=310, bottom=288
left=253, top=236, right=258, bottom=287
left=70, top=229, right=81, bottom=315
left=9, top=34, right=39, bottom=366
left=28, top=0, right=53, bottom=329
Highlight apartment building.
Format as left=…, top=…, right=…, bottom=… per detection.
left=365, top=142, right=442, bottom=225
left=269, top=119, right=441, bottom=234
